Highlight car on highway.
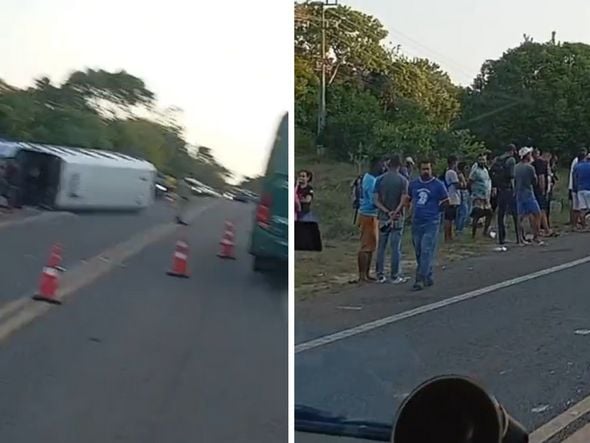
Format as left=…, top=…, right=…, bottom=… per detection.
left=249, top=112, right=288, bottom=272
left=233, top=189, right=250, bottom=203
left=222, top=191, right=236, bottom=200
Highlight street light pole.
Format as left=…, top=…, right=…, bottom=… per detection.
left=309, top=0, right=338, bottom=155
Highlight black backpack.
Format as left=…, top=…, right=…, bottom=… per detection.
left=489, top=157, right=511, bottom=187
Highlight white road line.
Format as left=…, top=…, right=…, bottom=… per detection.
left=559, top=423, right=590, bottom=443
left=295, top=255, right=590, bottom=354
left=531, top=396, right=590, bottom=443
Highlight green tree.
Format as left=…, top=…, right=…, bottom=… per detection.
left=0, top=70, right=230, bottom=188
left=460, top=38, right=590, bottom=158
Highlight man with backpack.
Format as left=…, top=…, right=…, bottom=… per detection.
left=490, top=144, right=519, bottom=245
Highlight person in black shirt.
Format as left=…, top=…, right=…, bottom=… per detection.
left=296, top=169, right=314, bottom=221
left=532, top=148, right=552, bottom=235
left=492, top=144, right=520, bottom=244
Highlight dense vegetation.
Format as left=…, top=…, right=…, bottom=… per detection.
left=0, top=69, right=233, bottom=189
left=295, top=3, right=590, bottom=166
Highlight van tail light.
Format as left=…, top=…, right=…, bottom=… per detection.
left=256, top=193, right=272, bottom=229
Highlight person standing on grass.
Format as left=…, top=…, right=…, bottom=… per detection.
left=407, top=159, right=449, bottom=291
left=532, top=148, right=553, bottom=236
left=569, top=147, right=588, bottom=228
left=515, top=147, right=543, bottom=244
left=355, top=157, right=382, bottom=283
left=492, top=144, right=520, bottom=245
left=296, top=169, right=314, bottom=221
left=455, top=162, right=470, bottom=234
left=469, top=154, right=493, bottom=238
left=544, top=151, right=557, bottom=228
left=400, top=157, right=415, bottom=180
left=572, top=152, right=590, bottom=230
left=373, top=154, right=409, bottom=285
left=443, top=155, right=461, bottom=242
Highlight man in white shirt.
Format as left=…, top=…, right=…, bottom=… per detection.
left=569, top=148, right=587, bottom=226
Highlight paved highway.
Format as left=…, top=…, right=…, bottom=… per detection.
left=0, top=198, right=287, bottom=442
left=296, top=234, right=590, bottom=443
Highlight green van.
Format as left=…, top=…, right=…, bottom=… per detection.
left=249, top=112, right=288, bottom=272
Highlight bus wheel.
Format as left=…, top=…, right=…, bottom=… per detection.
left=253, top=256, right=273, bottom=273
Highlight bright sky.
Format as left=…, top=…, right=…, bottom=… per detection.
left=342, top=0, right=590, bottom=86
left=0, top=0, right=292, bottom=181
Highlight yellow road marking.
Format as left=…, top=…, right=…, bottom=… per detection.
left=0, top=200, right=219, bottom=343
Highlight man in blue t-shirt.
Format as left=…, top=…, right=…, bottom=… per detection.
left=573, top=153, right=590, bottom=229
left=407, top=159, right=449, bottom=291
left=355, top=157, right=383, bottom=282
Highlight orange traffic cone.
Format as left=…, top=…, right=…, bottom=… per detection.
left=32, top=243, right=63, bottom=305
left=167, top=240, right=190, bottom=278
left=218, top=221, right=236, bottom=259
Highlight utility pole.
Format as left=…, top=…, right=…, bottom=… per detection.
left=309, top=0, right=338, bottom=155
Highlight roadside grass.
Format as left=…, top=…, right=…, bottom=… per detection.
left=295, top=155, right=570, bottom=300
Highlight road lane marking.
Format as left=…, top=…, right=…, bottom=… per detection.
left=560, top=423, right=590, bottom=443
left=0, top=200, right=220, bottom=343
left=295, top=255, right=590, bottom=354
left=0, top=211, right=75, bottom=231
left=531, top=396, right=590, bottom=443
left=0, top=297, right=30, bottom=322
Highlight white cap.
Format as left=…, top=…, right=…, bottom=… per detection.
left=405, top=156, right=415, bottom=165
left=519, top=147, right=533, bottom=158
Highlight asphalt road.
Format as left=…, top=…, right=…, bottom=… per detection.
left=0, top=199, right=188, bottom=301
left=0, top=199, right=287, bottom=442
left=296, top=255, right=590, bottom=442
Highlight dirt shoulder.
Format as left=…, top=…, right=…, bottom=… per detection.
left=296, top=230, right=590, bottom=342
left=0, top=207, right=43, bottom=230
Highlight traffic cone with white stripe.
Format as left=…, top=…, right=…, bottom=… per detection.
left=33, top=243, right=63, bottom=305
left=167, top=239, right=190, bottom=278
left=218, top=221, right=236, bottom=260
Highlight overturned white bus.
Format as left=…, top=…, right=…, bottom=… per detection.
left=0, top=141, right=156, bottom=211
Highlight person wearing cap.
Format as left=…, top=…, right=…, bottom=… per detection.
left=514, top=147, right=542, bottom=244
left=572, top=151, right=590, bottom=230
left=400, top=157, right=415, bottom=180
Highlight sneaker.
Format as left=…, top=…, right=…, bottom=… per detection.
left=377, top=276, right=388, bottom=284
left=424, top=278, right=434, bottom=287
left=412, top=281, right=424, bottom=291
left=391, top=276, right=409, bottom=284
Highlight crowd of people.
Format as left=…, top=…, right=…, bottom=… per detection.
left=294, top=144, right=590, bottom=290
left=351, top=144, right=590, bottom=291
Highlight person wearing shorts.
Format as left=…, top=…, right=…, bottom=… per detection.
left=355, top=158, right=382, bottom=282
left=573, top=153, right=590, bottom=229
left=570, top=148, right=588, bottom=227
left=515, top=147, right=542, bottom=244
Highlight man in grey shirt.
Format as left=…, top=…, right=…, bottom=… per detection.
left=515, top=147, right=542, bottom=244
left=373, top=154, right=409, bottom=284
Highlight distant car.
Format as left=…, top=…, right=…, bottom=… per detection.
left=249, top=112, right=288, bottom=272
left=233, top=190, right=249, bottom=203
